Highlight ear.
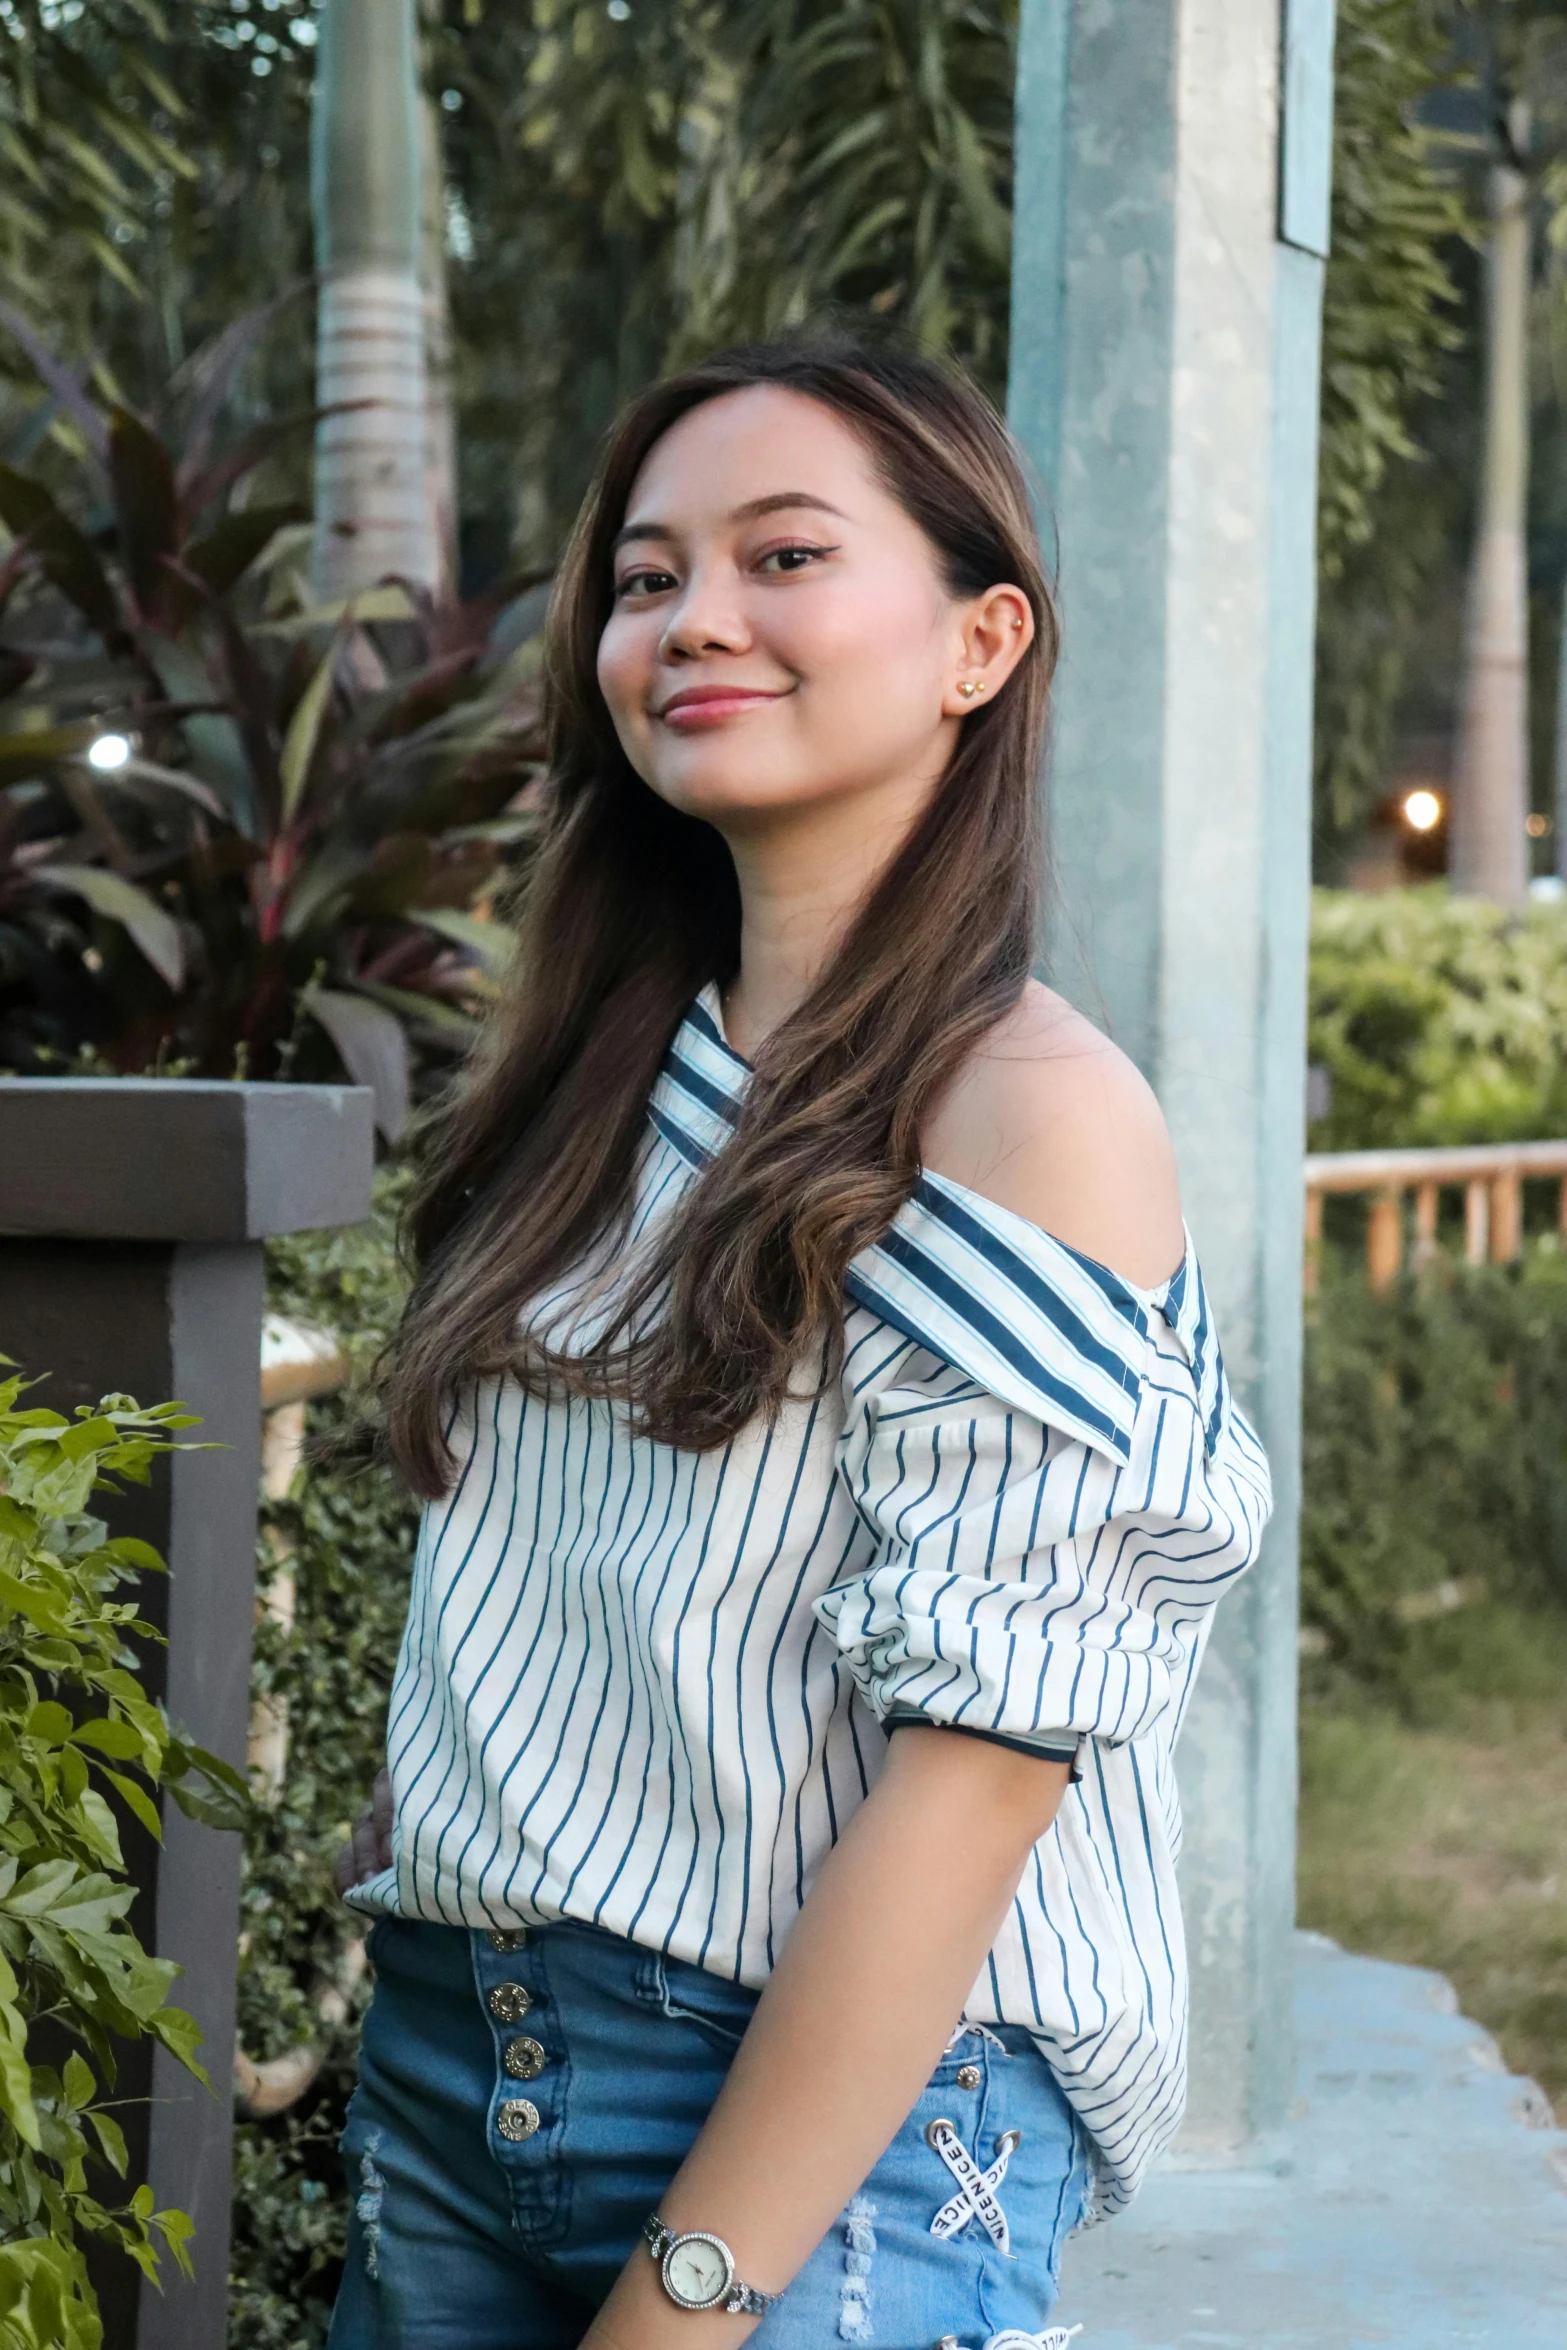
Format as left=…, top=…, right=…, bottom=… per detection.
left=941, top=585, right=1035, bottom=717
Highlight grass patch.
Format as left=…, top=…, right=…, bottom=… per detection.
left=1298, top=1604, right=1567, bottom=2109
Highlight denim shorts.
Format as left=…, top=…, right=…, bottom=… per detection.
left=327, top=1917, right=1092, bottom=2350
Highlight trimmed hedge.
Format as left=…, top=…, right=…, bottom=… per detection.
left=1302, top=1242, right=1567, bottom=1698
left=1309, top=888, right=1567, bottom=1151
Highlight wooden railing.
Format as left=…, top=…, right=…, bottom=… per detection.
left=1305, top=1140, right=1567, bottom=1292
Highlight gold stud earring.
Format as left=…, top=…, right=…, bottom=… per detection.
left=958, top=680, right=979, bottom=699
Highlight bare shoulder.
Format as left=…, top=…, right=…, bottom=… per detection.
left=921, top=981, right=1185, bottom=1290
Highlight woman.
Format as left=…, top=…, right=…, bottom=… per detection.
left=331, top=336, right=1271, bottom=2350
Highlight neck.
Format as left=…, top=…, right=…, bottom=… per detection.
left=717, top=769, right=939, bottom=1058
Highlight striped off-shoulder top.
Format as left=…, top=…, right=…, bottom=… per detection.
left=347, top=986, right=1273, bottom=2215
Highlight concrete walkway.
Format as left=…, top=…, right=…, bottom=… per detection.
left=1054, top=1933, right=1567, bottom=2348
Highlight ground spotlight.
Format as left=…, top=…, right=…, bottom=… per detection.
left=86, top=733, right=133, bottom=772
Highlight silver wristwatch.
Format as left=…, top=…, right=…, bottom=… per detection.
left=643, top=2213, right=779, bottom=2316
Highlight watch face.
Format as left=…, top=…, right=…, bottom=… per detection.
left=664, top=2233, right=733, bottom=2310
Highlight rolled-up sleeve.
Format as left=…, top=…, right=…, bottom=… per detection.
left=815, top=1340, right=1271, bottom=1752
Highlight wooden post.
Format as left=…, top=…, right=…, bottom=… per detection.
left=1303, top=1185, right=1323, bottom=1294
left=0, top=1082, right=373, bottom=2350
left=1413, top=1180, right=1440, bottom=1267
left=1367, top=1188, right=1403, bottom=1292
left=1465, top=1178, right=1491, bottom=1265
left=1490, top=1167, right=1523, bottom=1262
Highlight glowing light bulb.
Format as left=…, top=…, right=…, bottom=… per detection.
left=1402, top=788, right=1441, bottom=833
left=86, top=733, right=132, bottom=772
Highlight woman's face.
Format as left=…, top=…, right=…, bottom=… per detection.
left=596, top=385, right=1028, bottom=835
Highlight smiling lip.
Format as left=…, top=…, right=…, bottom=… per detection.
left=657, top=684, right=786, bottom=728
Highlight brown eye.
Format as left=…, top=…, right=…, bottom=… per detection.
left=616, top=566, right=679, bottom=599
left=757, top=543, right=831, bottom=574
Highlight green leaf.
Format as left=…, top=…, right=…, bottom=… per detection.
left=122, top=2238, right=163, bottom=2286
left=104, top=1537, right=166, bottom=1576
left=87, top=2108, right=127, bottom=2177
left=163, top=1775, right=245, bottom=1833
left=30, top=866, right=185, bottom=991
left=304, top=987, right=410, bottom=1143
left=0, top=1859, right=77, bottom=1915
left=75, top=1791, right=123, bottom=1870
left=0, top=2026, right=40, bottom=2150
left=102, top=1770, right=162, bottom=1843
left=279, top=583, right=416, bottom=629
left=60, top=2051, right=94, bottom=2113
left=106, top=408, right=177, bottom=617
left=2, top=1862, right=134, bottom=1936
left=68, top=1718, right=144, bottom=1761
left=182, top=503, right=306, bottom=597
left=22, top=1703, right=73, bottom=1744
left=0, top=722, right=99, bottom=780
left=150, top=2202, right=195, bottom=2280
left=278, top=632, right=342, bottom=826
left=0, top=2236, right=100, bottom=2349
left=412, top=907, right=515, bottom=977
left=141, top=632, right=261, bottom=836
left=148, top=2003, right=205, bottom=2085
left=0, top=465, right=119, bottom=639
left=56, top=1418, right=118, bottom=1463
left=0, top=1569, right=69, bottom=1635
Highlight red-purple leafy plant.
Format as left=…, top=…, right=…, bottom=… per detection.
left=0, top=310, right=543, bottom=1134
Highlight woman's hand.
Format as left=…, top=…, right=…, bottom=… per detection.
left=334, top=1765, right=393, bottom=1896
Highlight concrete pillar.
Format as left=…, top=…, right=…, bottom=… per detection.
left=1008, top=0, right=1333, bottom=2148
left=0, top=1082, right=374, bottom=2350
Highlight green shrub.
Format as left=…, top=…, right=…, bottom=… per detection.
left=1309, top=888, right=1567, bottom=1151
left=1301, top=1241, right=1567, bottom=1702
left=230, top=1175, right=416, bottom=2348
left=0, top=1373, right=244, bottom=2350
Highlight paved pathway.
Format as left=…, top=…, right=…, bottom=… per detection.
left=1055, top=1932, right=1567, bottom=2348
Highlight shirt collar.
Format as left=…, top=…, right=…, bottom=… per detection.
left=649, top=988, right=1224, bottom=1465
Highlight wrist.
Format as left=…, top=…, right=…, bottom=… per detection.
left=586, top=2243, right=760, bottom=2350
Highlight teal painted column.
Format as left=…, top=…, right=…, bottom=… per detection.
left=1008, top=0, right=1334, bottom=2149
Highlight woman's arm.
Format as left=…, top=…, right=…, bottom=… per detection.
left=582, top=1726, right=1071, bottom=2350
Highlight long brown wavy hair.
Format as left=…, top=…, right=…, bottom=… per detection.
left=384, top=334, right=1057, bottom=1495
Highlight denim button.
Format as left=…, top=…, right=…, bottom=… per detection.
left=488, top=1927, right=528, bottom=1953
left=956, top=2064, right=982, bottom=2090
left=504, top=2035, right=546, bottom=2081
left=496, top=2098, right=540, bottom=2142
left=489, top=1982, right=532, bottom=2023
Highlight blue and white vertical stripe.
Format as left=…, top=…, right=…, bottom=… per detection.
left=348, top=989, right=1272, bottom=2214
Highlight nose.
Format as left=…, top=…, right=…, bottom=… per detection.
left=657, top=560, right=751, bottom=664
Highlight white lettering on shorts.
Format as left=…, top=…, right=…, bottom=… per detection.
left=925, top=2118, right=1021, bottom=2254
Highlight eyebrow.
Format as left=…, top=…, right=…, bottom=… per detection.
left=610, top=491, right=849, bottom=556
